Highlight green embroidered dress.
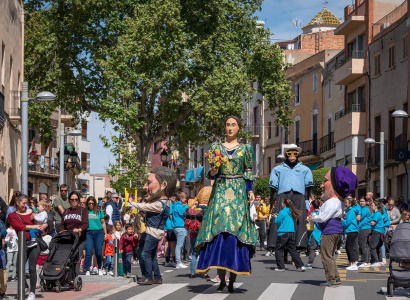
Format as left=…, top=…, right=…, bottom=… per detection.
left=195, top=143, right=258, bottom=275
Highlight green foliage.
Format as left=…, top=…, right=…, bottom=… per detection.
left=312, top=168, right=330, bottom=196
left=25, top=0, right=293, bottom=163
left=254, top=177, right=270, bottom=199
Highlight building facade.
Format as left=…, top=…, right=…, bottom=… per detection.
left=0, top=0, right=23, bottom=202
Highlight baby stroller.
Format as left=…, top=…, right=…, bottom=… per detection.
left=39, top=231, right=83, bottom=293
left=387, top=222, right=410, bottom=297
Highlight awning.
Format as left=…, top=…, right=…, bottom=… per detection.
left=185, top=169, right=195, bottom=182
left=306, top=162, right=322, bottom=171
left=195, top=166, right=204, bottom=181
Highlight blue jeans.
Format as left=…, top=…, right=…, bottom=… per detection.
left=29, top=229, right=42, bottom=239
left=136, top=234, right=147, bottom=278
left=141, top=234, right=161, bottom=281
left=173, top=227, right=187, bottom=264
left=85, top=229, right=105, bottom=270
left=123, top=252, right=133, bottom=275
left=190, top=235, right=199, bottom=274
left=104, top=255, right=113, bottom=272
left=380, top=227, right=388, bottom=259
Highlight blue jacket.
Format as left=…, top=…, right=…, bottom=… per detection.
left=0, top=220, right=6, bottom=250
left=106, top=201, right=120, bottom=223
left=370, top=211, right=385, bottom=233
left=342, top=207, right=359, bottom=233
left=274, top=207, right=295, bottom=236
left=359, top=206, right=372, bottom=230
left=171, top=202, right=187, bottom=228
left=268, top=162, right=313, bottom=195
left=353, top=204, right=361, bottom=216
left=308, top=210, right=321, bottom=245
left=382, top=207, right=391, bottom=228
left=164, top=203, right=174, bottom=230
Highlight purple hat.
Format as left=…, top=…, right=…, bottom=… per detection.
left=330, top=167, right=358, bottom=198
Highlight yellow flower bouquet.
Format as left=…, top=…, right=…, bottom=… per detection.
left=206, top=149, right=228, bottom=169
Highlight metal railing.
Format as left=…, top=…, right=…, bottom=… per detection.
left=28, top=154, right=58, bottom=175
left=335, top=50, right=366, bottom=69
left=319, top=131, right=335, bottom=154
left=335, top=104, right=366, bottom=120
left=299, top=138, right=318, bottom=157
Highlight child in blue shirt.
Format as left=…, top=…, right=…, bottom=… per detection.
left=342, top=197, right=360, bottom=270
left=369, top=201, right=385, bottom=267
left=305, top=199, right=321, bottom=269
left=358, top=197, right=372, bottom=268
left=273, top=199, right=305, bottom=272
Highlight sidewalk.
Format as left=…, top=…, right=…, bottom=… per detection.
left=5, top=274, right=136, bottom=300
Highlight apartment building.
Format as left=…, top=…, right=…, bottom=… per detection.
left=0, top=0, right=23, bottom=202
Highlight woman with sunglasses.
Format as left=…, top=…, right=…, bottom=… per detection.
left=8, top=194, right=48, bottom=300
left=29, top=197, right=38, bottom=213
left=266, top=144, right=313, bottom=256
left=59, top=192, right=89, bottom=266
left=84, top=196, right=107, bottom=276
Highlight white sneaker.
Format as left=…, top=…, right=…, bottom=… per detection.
left=265, top=250, right=272, bottom=257
left=336, top=250, right=342, bottom=255
left=346, top=264, right=358, bottom=271
left=315, top=250, right=320, bottom=256
left=98, top=269, right=104, bottom=275
left=274, top=268, right=285, bottom=271
left=382, top=258, right=387, bottom=264
left=358, top=263, right=370, bottom=268
left=370, top=262, right=381, bottom=267
left=102, top=269, right=107, bottom=275
left=93, top=267, right=99, bottom=274
left=108, top=271, right=113, bottom=276
left=27, top=292, right=36, bottom=300
left=175, top=263, right=188, bottom=269
left=300, top=266, right=306, bottom=272
left=86, top=271, right=91, bottom=275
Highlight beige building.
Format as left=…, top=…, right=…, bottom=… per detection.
left=89, top=174, right=113, bottom=200
left=368, top=1, right=408, bottom=198
left=0, top=0, right=23, bottom=203
left=334, top=0, right=406, bottom=196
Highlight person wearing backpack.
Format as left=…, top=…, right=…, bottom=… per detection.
left=184, top=201, right=207, bottom=278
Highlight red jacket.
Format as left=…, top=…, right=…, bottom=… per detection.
left=119, top=233, right=138, bottom=253
left=8, top=212, right=34, bottom=241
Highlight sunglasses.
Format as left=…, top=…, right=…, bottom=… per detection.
left=285, top=151, right=299, bottom=157
left=88, top=203, right=95, bottom=205
left=70, top=198, right=79, bottom=201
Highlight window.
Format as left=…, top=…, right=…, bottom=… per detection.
left=388, top=44, right=396, bottom=68
left=403, top=35, right=408, bottom=60
left=313, top=74, right=318, bottom=94
left=153, top=142, right=158, bottom=153
left=1, top=43, right=4, bottom=87
left=268, top=121, right=272, bottom=139
left=295, top=119, right=300, bottom=146
left=328, top=78, right=332, bottom=98
left=268, top=157, right=271, bottom=172
left=294, top=83, right=300, bottom=105
left=374, top=53, right=381, bottom=76
left=275, top=120, right=279, bottom=137
left=81, top=122, right=87, bottom=141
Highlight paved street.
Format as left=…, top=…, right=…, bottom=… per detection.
left=5, top=249, right=405, bottom=300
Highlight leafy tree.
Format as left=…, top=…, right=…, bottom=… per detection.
left=254, top=177, right=270, bottom=199
left=312, top=168, right=330, bottom=196
left=25, top=0, right=294, bottom=165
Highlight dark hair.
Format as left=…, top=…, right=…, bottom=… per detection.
left=29, top=197, right=38, bottom=208
left=68, top=191, right=81, bottom=201
left=224, top=115, right=242, bottom=129
left=125, top=223, right=133, bottom=230
left=151, top=166, right=178, bottom=198
left=400, top=210, right=410, bottom=222
left=106, top=224, right=114, bottom=233
left=283, top=199, right=301, bottom=220
left=15, top=194, right=28, bottom=203
left=311, top=199, right=320, bottom=209
left=60, top=184, right=68, bottom=189
left=86, top=196, right=99, bottom=214
left=9, top=191, right=21, bottom=207
left=373, top=200, right=384, bottom=214
left=346, top=197, right=357, bottom=207
left=104, top=213, right=110, bottom=223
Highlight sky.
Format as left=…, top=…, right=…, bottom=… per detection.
left=89, top=0, right=351, bottom=174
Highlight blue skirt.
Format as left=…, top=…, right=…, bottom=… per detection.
left=196, top=232, right=252, bottom=275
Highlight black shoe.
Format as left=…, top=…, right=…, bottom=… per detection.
left=190, top=274, right=196, bottom=279
left=228, top=284, right=235, bottom=293
left=216, top=282, right=227, bottom=292
left=0, top=293, right=8, bottom=300
left=27, top=241, right=37, bottom=249
left=203, top=274, right=210, bottom=280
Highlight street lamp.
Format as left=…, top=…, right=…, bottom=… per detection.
left=160, top=149, right=168, bottom=165
left=391, top=110, right=410, bottom=118
left=364, top=132, right=385, bottom=199
left=21, top=82, right=56, bottom=195
left=58, top=126, right=82, bottom=187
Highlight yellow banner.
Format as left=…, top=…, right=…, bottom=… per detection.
left=125, top=188, right=138, bottom=214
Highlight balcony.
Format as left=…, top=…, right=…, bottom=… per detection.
left=61, top=108, right=74, bottom=127
left=334, top=105, right=366, bottom=142
left=245, top=124, right=260, bottom=139
left=28, top=155, right=59, bottom=178
left=334, top=51, right=366, bottom=85
left=334, top=15, right=366, bottom=36
left=299, top=137, right=319, bottom=157
left=319, top=132, right=335, bottom=154
left=8, top=108, right=21, bottom=126
left=368, top=143, right=388, bottom=168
